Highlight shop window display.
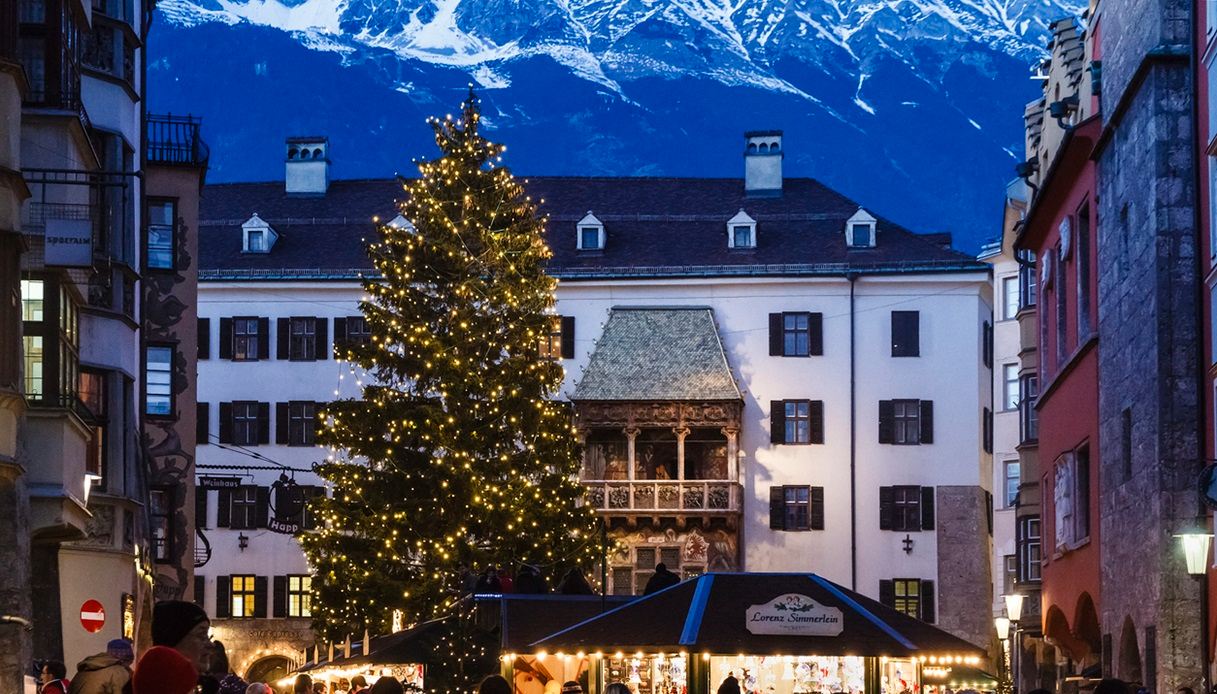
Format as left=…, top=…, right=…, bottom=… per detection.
left=709, top=655, right=867, bottom=694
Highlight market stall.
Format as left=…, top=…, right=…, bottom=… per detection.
left=525, top=573, right=990, bottom=694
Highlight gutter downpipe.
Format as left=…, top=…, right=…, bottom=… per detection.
left=1190, top=3, right=1212, bottom=690
left=848, top=270, right=859, bottom=590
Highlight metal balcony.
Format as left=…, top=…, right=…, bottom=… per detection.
left=146, top=114, right=209, bottom=168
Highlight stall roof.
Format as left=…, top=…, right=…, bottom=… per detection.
left=496, top=594, right=637, bottom=650
left=531, top=573, right=985, bottom=657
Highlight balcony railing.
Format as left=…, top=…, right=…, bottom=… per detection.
left=146, top=114, right=209, bottom=167
left=582, top=480, right=740, bottom=513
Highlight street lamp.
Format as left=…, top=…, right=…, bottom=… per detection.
left=995, top=616, right=1012, bottom=694
left=1004, top=593, right=1025, bottom=692
left=1177, top=530, right=1213, bottom=693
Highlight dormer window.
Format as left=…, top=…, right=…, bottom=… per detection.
left=386, top=214, right=415, bottom=232
left=727, top=209, right=756, bottom=249
left=241, top=213, right=278, bottom=254
left=577, top=212, right=604, bottom=251
left=846, top=208, right=877, bottom=248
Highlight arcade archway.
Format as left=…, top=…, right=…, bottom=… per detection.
left=246, top=655, right=293, bottom=687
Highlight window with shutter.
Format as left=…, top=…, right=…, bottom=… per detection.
left=539, top=316, right=563, bottom=359
left=219, top=318, right=233, bottom=360
left=196, top=402, right=209, bottom=445
left=257, top=318, right=270, bottom=359
left=231, top=401, right=259, bottom=446
left=216, top=489, right=231, bottom=528
left=273, top=575, right=287, bottom=618
left=257, top=402, right=270, bottom=444
left=920, top=580, right=936, bottom=622
left=810, top=487, right=825, bottom=530
left=215, top=576, right=230, bottom=618
left=891, top=578, right=922, bottom=619
left=920, top=487, right=935, bottom=530
left=287, top=575, right=312, bottom=617
left=218, top=402, right=233, bottom=444
left=231, top=317, right=261, bottom=361
left=253, top=576, right=268, bottom=618
left=892, top=399, right=921, bottom=445
left=288, top=402, right=317, bottom=446
left=783, top=400, right=811, bottom=444
left=198, top=318, right=210, bottom=359
left=194, top=577, right=205, bottom=608
left=891, top=486, right=921, bottom=532
left=891, top=311, right=920, bottom=357
left=783, top=486, right=810, bottom=530
left=288, top=317, right=317, bottom=360
left=560, top=316, right=575, bottom=359
left=229, top=486, right=258, bottom=530
left=195, top=488, right=208, bottom=530
left=769, top=487, right=785, bottom=529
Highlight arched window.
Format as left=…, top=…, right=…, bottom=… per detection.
left=759, top=143, right=769, bottom=153
left=313, top=148, right=323, bottom=159
left=747, top=143, right=758, bottom=153
left=288, top=148, right=298, bottom=160
left=299, top=149, right=311, bottom=160
left=769, top=141, right=780, bottom=153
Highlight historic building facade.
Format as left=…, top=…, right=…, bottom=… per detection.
left=0, top=0, right=209, bottom=685
left=195, top=132, right=997, bottom=676
left=1011, top=0, right=1208, bottom=690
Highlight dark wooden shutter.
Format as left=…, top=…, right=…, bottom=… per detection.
left=196, top=402, right=209, bottom=445
left=194, top=577, right=205, bottom=607
left=879, top=580, right=894, bottom=607
left=218, top=402, right=233, bottom=444
left=215, top=577, right=230, bottom=618
left=983, top=407, right=992, bottom=453
left=768, top=313, right=783, bottom=355
left=257, top=402, right=270, bottom=444
left=809, top=313, right=823, bottom=356
left=560, top=316, right=576, bottom=359
left=273, top=576, right=288, bottom=618
left=333, top=317, right=348, bottom=349
left=255, top=486, right=270, bottom=528
left=892, top=311, right=920, bottom=356
left=920, top=580, right=936, bottom=622
left=219, top=318, right=233, bottom=359
left=986, top=491, right=994, bottom=535
left=809, top=401, right=824, bottom=444
left=919, top=400, right=934, bottom=444
left=253, top=576, right=268, bottom=618
left=983, top=321, right=993, bottom=368
left=216, top=489, right=231, bottom=528
left=257, top=317, right=270, bottom=359
left=810, top=487, right=825, bottom=530
left=879, top=486, right=894, bottom=530
left=314, top=317, right=328, bottom=360
left=277, top=318, right=290, bottom=360
left=195, top=487, right=208, bottom=530
left=198, top=318, right=210, bottom=359
left=878, top=400, right=894, bottom=443
left=770, top=400, right=785, bottom=444
left=276, top=403, right=289, bottom=445
left=920, top=486, right=935, bottom=530
left=769, top=487, right=785, bottom=530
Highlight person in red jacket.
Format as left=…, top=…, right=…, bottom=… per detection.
left=131, top=600, right=212, bottom=694
left=38, top=661, right=69, bottom=694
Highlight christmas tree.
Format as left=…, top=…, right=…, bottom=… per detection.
left=300, top=89, right=601, bottom=650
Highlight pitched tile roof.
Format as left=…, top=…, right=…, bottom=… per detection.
left=572, top=308, right=740, bottom=402
left=198, top=177, right=985, bottom=280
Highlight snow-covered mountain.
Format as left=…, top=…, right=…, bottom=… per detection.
left=149, top=0, right=1083, bottom=250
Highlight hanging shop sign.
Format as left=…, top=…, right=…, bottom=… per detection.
left=745, top=593, right=844, bottom=636
left=45, top=219, right=94, bottom=267
left=267, top=474, right=305, bottom=535
left=199, top=476, right=243, bottom=489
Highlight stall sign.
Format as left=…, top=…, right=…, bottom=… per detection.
left=45, top=219, right=93, bottom=267
left=746, top=593, right=844, bottom=636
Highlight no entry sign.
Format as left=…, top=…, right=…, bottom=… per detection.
left=80, top=600, right=105, bottom=633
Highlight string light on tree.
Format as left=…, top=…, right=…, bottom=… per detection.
left=299, top=87, right=601, bottom=691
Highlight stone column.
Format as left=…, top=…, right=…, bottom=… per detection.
left=624, top=427, right=639, bottom=482
left=721, top=426, right=740, bottom=482
left=674, top=427, right=690, bottom=482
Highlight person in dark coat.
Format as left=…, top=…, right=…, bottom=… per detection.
left=475, top=567, right=502, bottom=592
left=643, top=563, right=681, bottom=594
left=514, top=565, right=549, bottom=594
left=557, top=568, right=595, bottom=595
left=477, top=675, right=512, bottom=694
left=716, top=675, right=741, bottom=694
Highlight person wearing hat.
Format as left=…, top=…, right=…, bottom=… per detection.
left=561, top=681, right=584, bottom=694
left=67, top=638, right=134, bottom=694
left=132, top=600, right=212, bottom=694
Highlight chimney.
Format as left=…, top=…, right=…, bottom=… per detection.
left=744, top=130, right=783, bottom=197
left=285, top=136, right=329, bottom=195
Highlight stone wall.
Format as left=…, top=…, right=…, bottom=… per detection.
left=0, top=465, right=33, bottom=692
left=936, top=485, right=992, bottom=648
left=1096, top=0, right=1201, bottom=687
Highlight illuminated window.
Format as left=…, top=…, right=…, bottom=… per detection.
left=145, top=346, right=173, bottom=416
left=892, top=579, right=921, bottom=618
left=538, top=316, right=562, bottom=359
left=146, top=199, right=176, bottom=270
left=287, top=575, right=311, bottom=617
left=230, top=575, right=256, bottom=618
left=21, top=279, right=44, bottom=321
left=23, top=336, right=43, bottom=397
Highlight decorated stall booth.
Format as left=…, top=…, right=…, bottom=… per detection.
left=525, top=573, right=989, bottom=694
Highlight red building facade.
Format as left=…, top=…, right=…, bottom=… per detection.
left=1014, top=13, right=1103, bottom=683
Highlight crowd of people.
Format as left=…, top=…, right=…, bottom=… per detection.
left=32, top=600, right=416, bottom=694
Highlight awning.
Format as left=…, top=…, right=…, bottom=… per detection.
left=920, top=664, right=998, bottom=689
left=531, top=573, right=986, bottom=658
left=497, top=594, right=637, bottom=651
left=572, top=307, right=741, bottom=401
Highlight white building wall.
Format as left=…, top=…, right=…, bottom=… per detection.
left=990, top=256, right=1022, bottom=617
left=198, top=270, right=990, bottom=646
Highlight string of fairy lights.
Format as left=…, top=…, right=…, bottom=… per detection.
left=297, top=88, right=604, bottom=691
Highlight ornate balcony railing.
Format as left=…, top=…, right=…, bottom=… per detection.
left=146, top=114, right=209, bottom=167
left=582, top=480, right=740, bottom=513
